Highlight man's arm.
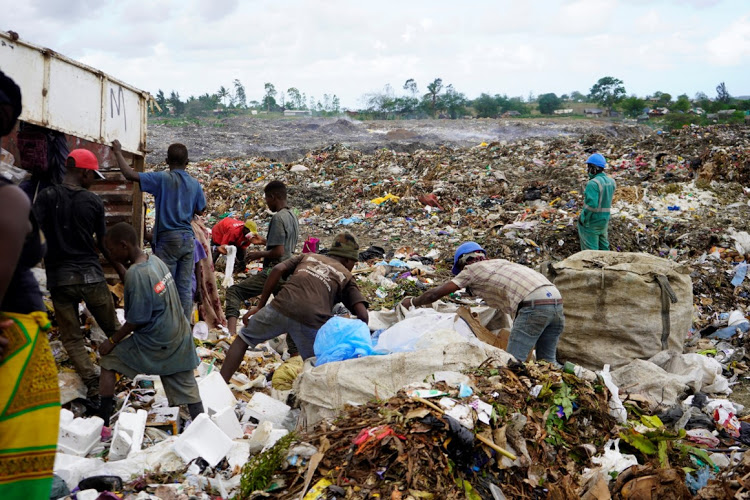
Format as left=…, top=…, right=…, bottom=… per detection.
left=403, top=281, right=461, bottom=309
left=0, top=186, right=31, bottom=307
left=112, top=140, right=139, bottom=182
left=98, top=321, right=137, bottom=356
left=245, top=244, right=284, bottom=263
left=351, top=302, right=369, bottom=325
left=244, top=257, right=297, bottom=316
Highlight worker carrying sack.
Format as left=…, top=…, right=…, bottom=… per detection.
left=541, top=251, right=693, bottom=371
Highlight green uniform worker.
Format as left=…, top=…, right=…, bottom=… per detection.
left=578, top=153, right=616, bottom=251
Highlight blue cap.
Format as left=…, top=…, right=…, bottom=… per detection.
left=586, top=153, right=607, bottom=169
left=452, top=242, right=486, bottom=275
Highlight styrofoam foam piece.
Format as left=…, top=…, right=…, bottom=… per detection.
left=77, top=489, right=100, bottom=500
left=173, top=414, right=233, bottom=467
left=198, top=371, right=237, bottom=415
left=58, top=410, right=104, bottom=457
left=109, top=409, right=148, bottom=461
left=211, top=406, right=243, bottom=440
left=242, top=392, right=290, bottom=426
left=227, top=441, right=250, bottom=473
left=53, top=453, right=105, bottom=490
left=262, top=429, right=289, bottom=452
left=247, top=421, right=273, bottom=453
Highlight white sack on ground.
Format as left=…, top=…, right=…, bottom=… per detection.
left=295, top=329, right=512, bottom=428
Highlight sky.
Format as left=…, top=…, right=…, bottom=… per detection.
left=3, top=0, right=750, bottom=108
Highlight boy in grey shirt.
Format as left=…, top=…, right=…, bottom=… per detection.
left=225, top=181, right=299, bottom=336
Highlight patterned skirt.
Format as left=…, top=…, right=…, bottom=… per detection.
left=0, top=311, right=60, bottom=498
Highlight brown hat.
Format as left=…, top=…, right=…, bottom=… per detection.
left=328, top=232, right=360, bottom=261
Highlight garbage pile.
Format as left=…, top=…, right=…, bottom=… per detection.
left=47, top=122, right=750, bottom=499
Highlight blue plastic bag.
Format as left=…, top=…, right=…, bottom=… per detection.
left=314, top=317, right=374, bottom=365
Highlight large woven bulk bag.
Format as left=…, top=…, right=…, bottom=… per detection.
left=542, top=251, right=693, bottom=371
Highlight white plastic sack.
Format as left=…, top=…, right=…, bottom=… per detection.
left=648, top=350, right=731, bottom=394
left=295, top=330, right=512, bottom=428
left=222, top=246, right=236, bottom=287
left=375, top=312, right=465, bottom=353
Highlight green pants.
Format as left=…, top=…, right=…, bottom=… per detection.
left=578, top=222, right=610, bottom=251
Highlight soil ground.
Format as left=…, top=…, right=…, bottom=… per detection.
left=146, top=115, right=649, bottom=164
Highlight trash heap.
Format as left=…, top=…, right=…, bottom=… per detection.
left=47, top=122, right=750, bottom=498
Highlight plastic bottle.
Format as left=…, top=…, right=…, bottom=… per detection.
left=563, top=361, right=598, bottom=382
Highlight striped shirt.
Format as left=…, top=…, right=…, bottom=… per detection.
left=451, top=259, right=555, bottom=317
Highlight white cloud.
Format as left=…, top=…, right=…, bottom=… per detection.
left=548, top=0, right=619, bottom=35
left=706, top=15, right=750, bottom=65
left=636, top=9, right=662, bottom=33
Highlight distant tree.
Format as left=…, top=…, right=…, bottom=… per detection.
left=537, top=93, right=562, bottom=114
left=263, top=83, right=277, bottom=111
left=168, top=90, right=184, bottom=115
left=570, top=91, right=585, bottom=102
left=560, top=94, right=570, bottom=101
left=694, top=91, right=708, bottom=101
left=233, top=79, right=246, bottom=108
left=621, top=96, right=646, bottom=118
left=589, top=76, right=626, bottom=114
left=217, top=86, right=229, bottom=107
left=652, top=91, right=672, bottom=106
left=308, top=95, right=316, bottom=113
left=473, top=93, right=500, bottom=118
left=672, top=94, right=691, bottom=113
left=527, top=91, right=536, bottom=103
left=425, top=78, right=443, bottom=117
left=155, top=89, right=167, bottom=115
left=716, top=82, right=731, bottom=104
left=437, top=84, right=468, bottom=118
left=403, top=78, right=418, bottom=97
left=287, top=87, right=303, bottom=109
left=331, top=95, right=341, bottom=113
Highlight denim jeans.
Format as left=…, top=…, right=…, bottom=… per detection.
left=154, top=230, right=195, bottom=319
left=507, top=303, right=564, bottom=364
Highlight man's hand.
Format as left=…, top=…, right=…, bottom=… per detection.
left=0, top=319, right=12, bottom=360
left=99, top=338, right=116, bottom=356
left=401, top=297, right=415, bottom=309
left=216, top=245, right=228, bottom=256
left=242, top=307, right=261, bottom=325
left=247, top=233, right=265, bottom=245
left=112, top=140, right=122, bottom=154
left=244, top=251, right=263, bottom=263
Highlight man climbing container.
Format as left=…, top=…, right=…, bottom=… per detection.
left=578, top=153, right=616, bottom=251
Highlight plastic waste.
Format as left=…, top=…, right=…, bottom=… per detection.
left=313, top=317, right=374, bottom=365
left=685, top=467, right=712, bottom=495
left=458, top=384, right=473, bottom=398
left=600, top=365, right=627, bottom=424
left=192, top=321, right=209, bottom=341
left=590, top=439, right=638, bottom=475
left=302, top=237, right=319, bottom=254
left=708, top=321, right=750, bottom=340
left=222, top=245, right=236, bottom=287
left=563, top=361, right=598, bottom=382
left=731, top=261, right=748, bottom=287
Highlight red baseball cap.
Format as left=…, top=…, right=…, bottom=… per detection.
left=68, top=149, right=104, bottom=179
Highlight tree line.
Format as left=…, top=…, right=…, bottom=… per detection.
left=152, top=76, right=749, bottom=121
left=152, top=80, right=341, bottom=117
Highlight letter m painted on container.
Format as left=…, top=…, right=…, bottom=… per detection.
left=110, top=86, right=127, bottom=131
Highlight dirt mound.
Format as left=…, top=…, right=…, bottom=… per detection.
left=320, top=119, right=360, bottom=135
left=385, top=128, right=419, bottom=140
